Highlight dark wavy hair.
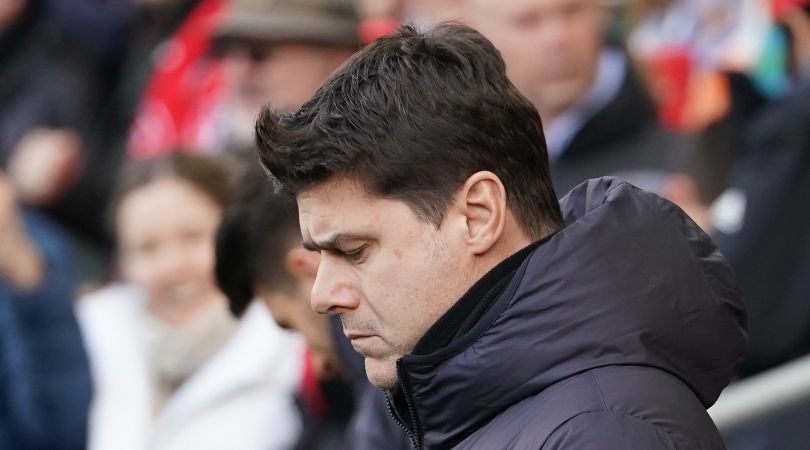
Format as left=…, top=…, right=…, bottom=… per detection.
left=255, top=22, right=563, bottom=239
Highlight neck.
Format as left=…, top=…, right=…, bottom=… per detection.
left=475, top=218, right=534, bottom=275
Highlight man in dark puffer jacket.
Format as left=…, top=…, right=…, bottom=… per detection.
left=254, top=23, right=747, bottom=449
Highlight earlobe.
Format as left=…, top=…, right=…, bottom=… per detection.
left=285, top=247, right=321, bottom=281
left=459, top=171, right=507, bottom=255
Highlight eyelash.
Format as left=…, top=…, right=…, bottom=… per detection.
left=343, top=246, right=367, bottom=262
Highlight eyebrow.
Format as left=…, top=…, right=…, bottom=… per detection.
left=302, top=233, right=373, bottom=252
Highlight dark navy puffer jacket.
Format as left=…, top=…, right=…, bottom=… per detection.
left=390, top=178, right=747, bottom=450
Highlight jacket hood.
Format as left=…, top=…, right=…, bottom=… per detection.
left=398, top=177, right=747, bottom=448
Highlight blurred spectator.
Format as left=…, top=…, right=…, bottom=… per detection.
left=628, top=0, right=773, bottom=130
left=355, top=0, right=464, bottom=42
left=660, top=118, right=730, bottom=232
left=204, top=0, right=360, bottom=156
left=3, top=0, right=210, bottom=285
left=44, top=0, right=210, bottom=255
left=659, top=72, right=765, bottom=234
left=126, top=0, right=229, bottom=158
left=716, top=81, right=810, bottom=445
left=466, top=0, right=684, bottom=193
left=0, top=0, right=96, bottom=164
left=42, top=0, right=133, bottom=62
left=76, top=153, right=303, bottom=450
left=0, top=0, right=97, bottom=208
left=712, top=1, right=810, bottom=378
left=127, top=0, right=361, bottom=160
left=0, top=169, right=92, bottom=450
left=580, top=2, right=810, bottom=446
left=215, top=170, right=411, bottom=450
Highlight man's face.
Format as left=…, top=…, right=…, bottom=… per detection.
left=222, top=40, right=354, bottom=115
left=298, top=178, right=474, bottom=388
left=257, top=265, right=344, bottom=379
left=467, top=0, right=609, bottom=120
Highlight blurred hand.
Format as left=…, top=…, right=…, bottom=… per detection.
left=8, top=128, right=82, bottom=206
left=0, top=0, right=26, bottom=31
left=0, top=171, right=45, bottom=290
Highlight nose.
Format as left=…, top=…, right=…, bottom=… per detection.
left=154, top=243, right=192, bottom=287
left=310, top=254, right=360, bottom=315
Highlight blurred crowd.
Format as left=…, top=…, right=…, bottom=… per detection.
left=1, top=0, right=808, bottom=449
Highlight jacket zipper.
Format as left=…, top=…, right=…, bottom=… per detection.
left=385, top=361, right=422, bottom=450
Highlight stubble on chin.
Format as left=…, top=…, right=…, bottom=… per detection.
left=365, top=356, right=400, bottom=389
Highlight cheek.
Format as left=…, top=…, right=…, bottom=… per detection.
left=224, top=58, right=253, bottom=88
left=370, top=246, right=456, bottom=343
left=571, top=16, right=605, bottom=60
left=285, top=57, right=332, bottom=94
left=184, top=231, right=218, bottom=281
left=194, top=242, right=217, bottom=276
left=122, top=253, right=159, bottom=290
left=497, top=31, right=535, bottom=64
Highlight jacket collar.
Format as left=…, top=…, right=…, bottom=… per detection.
left=386, top=238, right=550, bottom=449
left=413, top=238, right=551, bottom=356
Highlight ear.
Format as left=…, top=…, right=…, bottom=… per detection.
left=284, top=247, right=320, bottom=282
left=454, top=171, right=507, bottom=255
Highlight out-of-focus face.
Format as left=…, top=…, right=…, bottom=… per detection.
left=222, top=40, right=355, bottom=115
left=298, top=178, right=477, bottom=389
left=117, top=178, right=224, bottom=325
left=257, top=262, right=344, bottom=379
left=466, top=0, right=610, bottom=121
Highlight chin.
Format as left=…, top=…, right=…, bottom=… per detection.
left=365, top=358, right=398, bottom=389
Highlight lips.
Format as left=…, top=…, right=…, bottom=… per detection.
left=346, top=332, right=373, bottom=341
left=345, top=332, right=378, bottom=356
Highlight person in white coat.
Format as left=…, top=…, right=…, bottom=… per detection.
left=77, top=152, right=304, bottom=450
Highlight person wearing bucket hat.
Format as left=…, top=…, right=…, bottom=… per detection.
left=212, top=0, right=359, bottom=151
left=216, top=0, right=359, bottom=46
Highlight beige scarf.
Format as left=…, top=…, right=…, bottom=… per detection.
left=142, top=299, right=237, bottom=411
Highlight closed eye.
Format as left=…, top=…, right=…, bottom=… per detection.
left=343, top=245, right=368, bottom=263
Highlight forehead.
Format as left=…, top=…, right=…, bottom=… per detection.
left=296, top=178, right=412, bottom=239
left=117, top=179, right=221, bottom=236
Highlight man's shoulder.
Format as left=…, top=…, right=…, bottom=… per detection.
left=455, top=369, right=605, bottom=449
left=456, top=366, right=724, bottom=450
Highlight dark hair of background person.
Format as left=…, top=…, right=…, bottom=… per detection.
left=255, top=22, right=564, bottom=240
left=216, top=169, right=301, bottom=317
left=107, top=151, right=236, bottom=234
